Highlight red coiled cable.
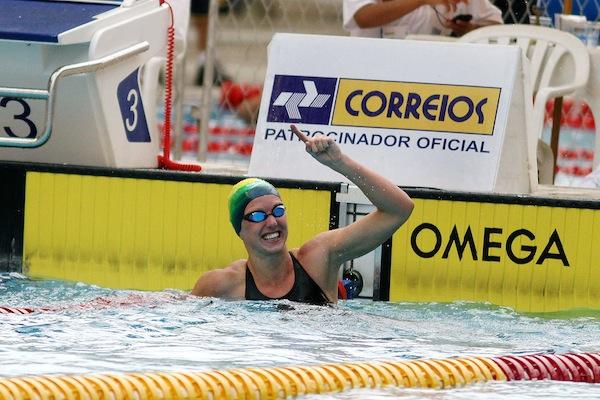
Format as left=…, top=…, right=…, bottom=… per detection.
left=158, top=1, right=201, bottom=171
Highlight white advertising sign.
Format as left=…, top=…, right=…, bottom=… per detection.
left=249, top=33, right=524, bottom=192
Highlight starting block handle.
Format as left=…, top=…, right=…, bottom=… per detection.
left=0, top=41, right=150, bottom=148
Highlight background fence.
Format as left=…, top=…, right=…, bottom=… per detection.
left=164, top=0, right=598, bottom=176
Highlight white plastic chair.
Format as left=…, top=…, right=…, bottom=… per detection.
left=580, top=49, right=600, bottom=171
left=459, top=24, right=591, bottom=185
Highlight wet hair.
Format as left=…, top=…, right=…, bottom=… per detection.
left=228, top=178, right=280, bottom=234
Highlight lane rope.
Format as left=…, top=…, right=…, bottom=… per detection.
left=0, top=352, right=598, bottom=399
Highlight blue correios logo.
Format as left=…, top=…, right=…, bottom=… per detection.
left=267, top=75, right=337, bottom=125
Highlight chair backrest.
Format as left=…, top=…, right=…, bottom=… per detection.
left=581, top=50, right=600, bottom=170
left=459, top=24, right=591, bottom=186
left=459, top=24, right=589, bottom=105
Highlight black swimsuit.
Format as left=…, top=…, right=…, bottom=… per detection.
left=245, top=253, right=330, bottom=305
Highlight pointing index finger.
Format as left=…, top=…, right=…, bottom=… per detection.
left=290, top=124, right=309, bottom=143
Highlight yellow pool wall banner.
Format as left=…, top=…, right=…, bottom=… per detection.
left=3, top=162, right=599, bottom=313
left=22, top=171, right=334, bottom=291
left=390, top=198, right=600, bottom=312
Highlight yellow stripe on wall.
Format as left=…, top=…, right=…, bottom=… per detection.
left=23, top=172, right=332, bottom=291
left=390, top=198, right=599, bottom=312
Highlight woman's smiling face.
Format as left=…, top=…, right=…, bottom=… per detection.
left=239, top=195, right=288, bottom=255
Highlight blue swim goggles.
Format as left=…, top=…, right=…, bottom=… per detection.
left=243, top=204, right=286, bottom=223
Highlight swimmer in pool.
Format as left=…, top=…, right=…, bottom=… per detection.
left=191, top=124, right=414, bottom=304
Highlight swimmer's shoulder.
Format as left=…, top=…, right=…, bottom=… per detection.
left=296, top=230, right=335, bottom=265
left=191, top=259, right=246, bottom=298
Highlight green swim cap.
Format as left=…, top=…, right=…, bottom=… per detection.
left=228, top=178, right=280, bottom=234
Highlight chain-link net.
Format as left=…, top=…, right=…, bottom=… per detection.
left=214, top=0, right=344, bottom=84
left=495, top=0, right=531, bottom=23
left=176, top=0, right=343, bottom=165
left=538, top=0, right=600, bottom=23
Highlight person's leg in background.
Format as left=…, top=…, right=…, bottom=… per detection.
left=190, top=0, right=230, bottom=85
left=191, top=0, right=208, bottom=64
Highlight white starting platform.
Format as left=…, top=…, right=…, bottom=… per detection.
left=0, top=0, right=169, bottom=168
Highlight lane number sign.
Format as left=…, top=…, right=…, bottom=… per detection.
left=0, top=97, right=38, bottom=139
left=117, top=69, right=150, bottom=142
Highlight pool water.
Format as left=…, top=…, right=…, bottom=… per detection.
left=1, top=273, right=600, bottom=399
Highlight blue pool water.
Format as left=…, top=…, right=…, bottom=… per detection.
left=1, top=273, right=600, bottom=399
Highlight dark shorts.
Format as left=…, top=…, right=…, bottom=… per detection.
left=191, top=0, right=209, bottom=15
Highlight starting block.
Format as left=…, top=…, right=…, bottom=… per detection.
left=0, top=0, right=169, bottom=168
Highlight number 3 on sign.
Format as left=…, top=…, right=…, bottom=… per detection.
left=117, top=69, right=151, bottom=142
left=0, top=97, right=38, bottom=138
left=125, top=89, right=139, bottom=132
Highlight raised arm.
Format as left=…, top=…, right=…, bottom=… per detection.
left=291, top=125, right=414, bottom=266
